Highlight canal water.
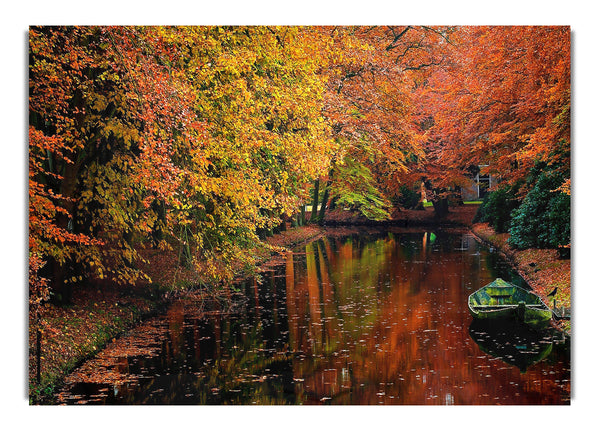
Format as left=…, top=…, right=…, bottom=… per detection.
left=57, top=228, right=570, bottom=405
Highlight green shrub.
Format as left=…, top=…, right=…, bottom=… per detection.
left=508, top=172, right=570, bottom=249
left=474, top=184, right=521, bottom=233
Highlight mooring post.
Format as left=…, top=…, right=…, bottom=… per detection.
left=517, top=301, right=525, bottom=321
left=36, top=314, right=41, bottom=385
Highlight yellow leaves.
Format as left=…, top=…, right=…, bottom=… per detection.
left=174, top=201, right=192, bottom=212
left=30, top=26, right=340, bottom=292
left=278, top=170, right=289, bottom=188
left=91, top=94, right=108, bottom=112
left=64, top=275, right=83, bottom=284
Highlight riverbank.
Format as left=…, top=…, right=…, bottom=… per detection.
left=470, top=223, right=571, bottom=334
left=28, top=225, right=326, bottom=404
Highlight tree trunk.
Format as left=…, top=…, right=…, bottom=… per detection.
left=36, top=313, right=42, bottom=385
left=423, top=180, right=449, bottom=218
left=454, top=185, right=464, bottom=205
left=329, top=196, right=338, bottom=211
left=318, top=187, right=330, bottom=225
left=47, top=154, right=83, bottom=304
left=310, top=179, right=320, bottom=223
left=318, top=171, right=333, bottom=225
left=416, top=181, right=426, bottom=210
left=50, top=89, right=87, bottom=305
left=432, top=198, right=449, bottom=218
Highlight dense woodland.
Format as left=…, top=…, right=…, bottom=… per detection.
left=29, top=26, right=570, bottom=313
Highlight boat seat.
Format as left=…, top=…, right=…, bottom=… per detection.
left=472, top=304, right=518, bottom=309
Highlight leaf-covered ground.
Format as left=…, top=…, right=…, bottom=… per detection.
left=29, top=225, right=326, bottom=404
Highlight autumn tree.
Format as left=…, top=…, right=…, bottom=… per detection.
left=421, top=26, right=570, bottom=201
left=29, top=26, right=337, bottom=303
left=148, top=26, right=335, bottom=283
left=29, top=26, right=206, bottom=302
left=316, top=26, right=453, bottom=219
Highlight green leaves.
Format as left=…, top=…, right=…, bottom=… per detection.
left=508, top=171, right=570, bottom=250
left=331, top=155, right=391, bottom=221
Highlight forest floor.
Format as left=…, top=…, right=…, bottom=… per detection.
left=28, top=204, right=571, bottom=404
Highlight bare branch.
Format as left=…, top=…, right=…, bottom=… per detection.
left=385, top=26, right=413, bottom=51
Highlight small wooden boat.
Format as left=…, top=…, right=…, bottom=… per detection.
left=468, top=278, right=552, bottom=329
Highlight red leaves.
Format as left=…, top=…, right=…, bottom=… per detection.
left=29, top=126, right=102, bottom=266
left=318, top=27, right=453, bottom=199
left=421, top=26, right=570, bottom=190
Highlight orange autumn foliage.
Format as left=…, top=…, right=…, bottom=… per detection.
left=29, top=26, right=337, bottom=303
left=419, top=26, right=570, bottom=194
left=29, top=26, right=571, bottom=306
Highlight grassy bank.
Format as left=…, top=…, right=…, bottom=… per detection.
left=29, top=225, right=325, bottom=404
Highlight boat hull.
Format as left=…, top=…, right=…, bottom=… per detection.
left=468, top=278, right=552, bottom=329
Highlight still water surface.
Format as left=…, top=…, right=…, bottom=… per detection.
left=58, top=228, right=570, bottom=404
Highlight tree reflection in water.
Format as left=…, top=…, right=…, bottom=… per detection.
left=57, top=229, right=570, bottom=405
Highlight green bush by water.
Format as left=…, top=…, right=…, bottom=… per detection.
left=474, top=184, right=521, bottom=233
left=508, top=172, right=570, bottom=249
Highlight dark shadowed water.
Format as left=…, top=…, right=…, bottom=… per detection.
left=57, top=228, right=570, bottom=405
